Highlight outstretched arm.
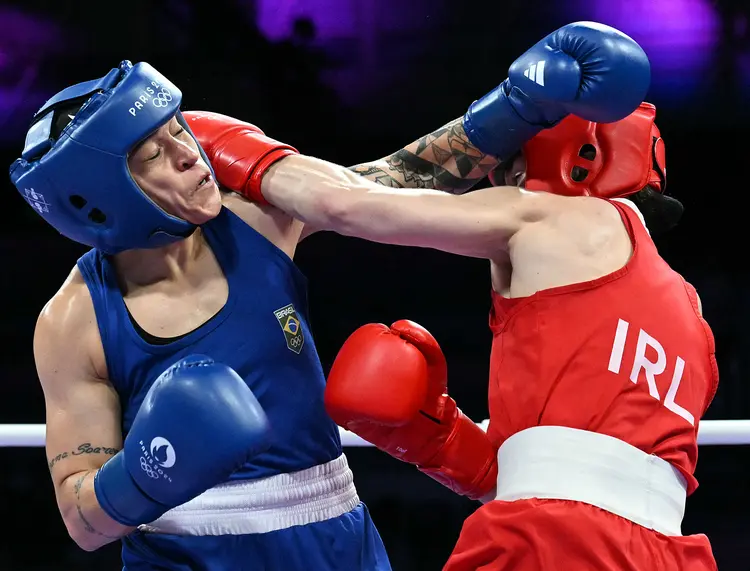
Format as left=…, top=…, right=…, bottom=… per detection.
left=261, top=154, right=551, bottom=259
left=183, top=106, right=549, bottom=251
left=189, top=21, right=648, bottom=225
left=349, top=118, right=500, bottom=193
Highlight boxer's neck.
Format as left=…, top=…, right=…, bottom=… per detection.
left=112, top=229, right=208, bottom=287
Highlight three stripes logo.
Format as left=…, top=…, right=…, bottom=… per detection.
left=523, top=60, right=545, bottom=86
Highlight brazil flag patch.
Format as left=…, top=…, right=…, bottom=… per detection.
left=273, top=304, right=304, bottom=354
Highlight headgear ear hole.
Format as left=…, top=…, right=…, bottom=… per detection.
left=69, top=195, right=87, bottom=209
left=571, top=166, right=589, bottom=182
left=578, top=144, right=596, bottom=161
left=88, top=208, right=107, bottom=224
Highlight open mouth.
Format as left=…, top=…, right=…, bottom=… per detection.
left=197, top=174, right=212, bottom=189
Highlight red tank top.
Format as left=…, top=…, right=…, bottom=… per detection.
left=486, top=199, right=718, bottom=494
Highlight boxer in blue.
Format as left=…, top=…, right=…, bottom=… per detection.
left=11, top=22, right=648, bottom=571
left=15, top=61, right=389, bottom=571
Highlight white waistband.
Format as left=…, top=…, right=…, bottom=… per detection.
left=139, top=454, right=360, bottom=536
left=493, top=426, right=687, bottom=536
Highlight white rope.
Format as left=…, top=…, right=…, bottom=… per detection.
left=0, top=420, right=748, bottom=447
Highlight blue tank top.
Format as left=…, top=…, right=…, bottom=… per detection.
left=77, top=207, right=342, bottom=480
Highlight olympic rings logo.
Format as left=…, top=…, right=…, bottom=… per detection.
left=152, top=88, right=173, bottom=108
left=140, top=456, right=159, bottom=479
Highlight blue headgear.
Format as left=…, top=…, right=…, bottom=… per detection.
left=9, top=60, right=213, bottom=254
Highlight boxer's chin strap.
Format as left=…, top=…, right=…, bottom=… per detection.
left=149, top=225, right=198, bottom=242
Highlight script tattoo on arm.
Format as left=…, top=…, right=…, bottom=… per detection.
left=73, top=473, right=86, bottom=500
left=76, top=504, right=120, bottom=538
left=350, top=119, right=500, bottom=193
left=48, top=443, right=120, bottom=470
left=74, top=471, right=120, bottom=539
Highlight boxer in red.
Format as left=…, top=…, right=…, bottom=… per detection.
left=322, top=103, right=719, bottom=570
left=187, top=99, right=719, bottom=567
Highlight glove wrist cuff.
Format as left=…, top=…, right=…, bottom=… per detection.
left=462, top=84, right=548, bottom=161
left=246, top=147, right=299, bottom=204
left=94, top=451, right=167, bottom=526
left=419, top=411, right=498, bottom=500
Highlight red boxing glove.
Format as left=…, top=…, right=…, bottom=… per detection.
left=182, top=110, right=299, bottom=204
left=325, top=320, right=498, bottom=501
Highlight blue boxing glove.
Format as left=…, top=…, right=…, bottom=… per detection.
left=463, top=21, right=650, bottom=160
left=94, top=355, right=270, bottom=526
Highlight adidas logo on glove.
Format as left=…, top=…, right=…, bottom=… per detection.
left=523, top=61, right=545, bottom=86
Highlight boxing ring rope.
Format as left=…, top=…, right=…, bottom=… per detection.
left=0, top=420, right=749, bottom=448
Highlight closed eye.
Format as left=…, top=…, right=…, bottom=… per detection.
left=145, top=126, right=186, bottom=161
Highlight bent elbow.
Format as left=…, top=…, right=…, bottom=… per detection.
left=66, top=524, right=107, bottom=552
left=73, top=537, right=103, bottom=553
left=61, top=507, right=116, bottom=552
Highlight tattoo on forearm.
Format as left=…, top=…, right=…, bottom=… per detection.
left=48, top=443, right=120, bottom=470
left=76, top=504, right=120, bottom=538
left=72, top=471, right=120, bottom=538
left=349, top=165, right=405, bottom=188
left=73, top=473, right=86, bottom=500
left=350, top=119, right=500, bottom=193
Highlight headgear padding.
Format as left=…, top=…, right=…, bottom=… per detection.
left=492, top=102, right=666, bottom=199
left=10, top=60, right=211, bottom=254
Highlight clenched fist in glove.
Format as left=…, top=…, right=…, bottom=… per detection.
left=463, top=21, right=651, bottom=161
left=183, top=111, right=298, bottom=205
left=324, top=320, right=497, bottom=501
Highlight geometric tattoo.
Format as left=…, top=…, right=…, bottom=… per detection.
left=349, top=118, right=500, bottom=194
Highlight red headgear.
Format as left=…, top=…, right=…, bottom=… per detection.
left=498, top=102, right=666, bottom=198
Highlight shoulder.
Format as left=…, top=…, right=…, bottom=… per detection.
left=36, top=266, right=94, bottom=335
left=535, top=193, right=627, bottom=233
left=476, top=186, right=619, bottom=229
left=220, top=192, right=304, bottom=257
left=221, top=191, right=290, bottom=225
left=473, top=185, right=592, bottom=215
left=34, top=266, right=107, bottom=382
left=509, top=191, right=632, bottom=259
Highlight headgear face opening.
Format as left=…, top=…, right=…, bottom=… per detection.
left=9, top=60, right=213, bottom=254
left=490, top=102, right=666, bottom=200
